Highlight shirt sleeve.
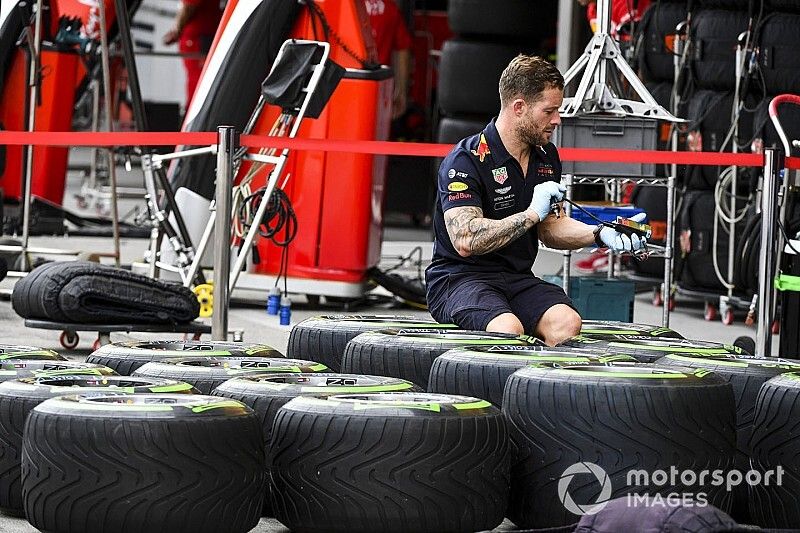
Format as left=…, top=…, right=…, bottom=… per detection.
left=439, top=150, right=483, bottom=213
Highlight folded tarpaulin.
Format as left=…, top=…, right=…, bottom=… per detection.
left=12, top=261, right=199, bottom=324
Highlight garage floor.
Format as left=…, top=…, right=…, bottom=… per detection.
left=0, top=149, right=774, bottom=531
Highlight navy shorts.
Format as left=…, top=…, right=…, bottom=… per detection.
left=428, top=271, right=576, bottom=335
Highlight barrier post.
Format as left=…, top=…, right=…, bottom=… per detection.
left=212, top=126, right=236, bottom=340
left=756, top=148, right=781, bottom=357
left=20, top=0, right=45, bottom=271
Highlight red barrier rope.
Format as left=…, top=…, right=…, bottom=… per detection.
left=1, top=130, right=799, bottom=169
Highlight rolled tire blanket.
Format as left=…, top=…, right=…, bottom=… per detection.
left=12, top=261, right=199, bottom=323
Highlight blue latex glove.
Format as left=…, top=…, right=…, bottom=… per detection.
left=598, top=212, right=648, bottom=253
left=528, top=181, right=567, bottom=222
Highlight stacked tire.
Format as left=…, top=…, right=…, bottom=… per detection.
left=428, top=345, right=637, bottom=406
left=268, top=392, right=510, bottom=532
left=132, top=356, right=328, bottom=393
left=22, top=394, right=264, bottom=533
left=748, top=372, right=800, bottom=527
left=86, top=340, right=282, bottom=375
left=658, top=354, right=800, bottom=522
left=0, top=376, right=195, bottom=515
left=342, top=328, right=541, bottom=388
left=503, top=365, right=736, bottom=528
left=559, top=333, right=747, bottom=362
left=214, top=373, right=420, bottom=514
left=435, top=0, right=558, bottom=165
left=287, top=315, right=456, bottom=372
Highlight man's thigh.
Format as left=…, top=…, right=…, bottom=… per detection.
left=506, top=274, right=577, bottom=335
left=439, top=272, right=514, bottom=331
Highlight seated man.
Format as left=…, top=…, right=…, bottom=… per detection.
left=425, top=54, right=645, bottom=345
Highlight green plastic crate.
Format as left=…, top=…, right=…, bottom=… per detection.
left=543, top=276, right=635, bottom=322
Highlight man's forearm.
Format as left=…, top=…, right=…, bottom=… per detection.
left=446, top=207, right=538, bottom=256
left=538, top=215, right=596, bottom=250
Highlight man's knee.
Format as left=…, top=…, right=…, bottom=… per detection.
left=486, top=313, right=525, bottom=335
left=536, top=305, right=581, bottom=346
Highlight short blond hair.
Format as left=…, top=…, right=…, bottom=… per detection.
left=499, top=54, right=564, bottom=107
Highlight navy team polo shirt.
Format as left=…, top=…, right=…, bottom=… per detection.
left=426, top=118, right=563, bottom=300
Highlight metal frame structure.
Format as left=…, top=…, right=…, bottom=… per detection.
left=141, top=40, right=335, bottom=336
left=557, top=0, right=683, bottom=327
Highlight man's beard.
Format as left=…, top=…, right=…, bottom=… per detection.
left=517, top=121, right=550, bottom=147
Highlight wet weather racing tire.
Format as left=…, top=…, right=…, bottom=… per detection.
left=438, top=40, right=524, bottom=116
left=342, top=329, right=541, bottom=389
left=447, top=0, right=552, bottom=40
left=657, top=354, right=800, bottom=521
left=0, top=345, right=64, bottom=362
left=86, top=340, right=282, bottom=375
left=133, top=356, right=329, bottom=394
left=0, top=376, right=194, bottom=513
left=213, top=374, right=420, bottom=514
left=579, top=320, right=683, bottom=339
left=502, top=365, right=736, bottom=529
left=428, top=346, right=636, bottom=406
left=558, top=334, right=747, bottom=363
left=749, top=372, right=800, bottom=527
left=287, top=315, right=454, bottom=372
left=0, top=360, right=116, bottom=383
left=269, top=393, right=509, bottom=533
left=21, top=394, right=264, bottom=533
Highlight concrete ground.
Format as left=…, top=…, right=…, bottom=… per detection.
left=0, top=148, right=774, bottom=531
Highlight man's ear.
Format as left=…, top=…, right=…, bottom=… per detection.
left=512, top=98, right=527, bottom=117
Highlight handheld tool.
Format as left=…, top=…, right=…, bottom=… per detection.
left=551, top=198, right=652, bottom=258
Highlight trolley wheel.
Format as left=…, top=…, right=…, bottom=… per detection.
left=92, top=333, right=111, bottom=351
left=772, top=320, right=780, bottom=335
left=652, top=288, right=663, bottom=307
left=60, top=330, right=79, bottom=350
left=704, top=302, right=718, bottom=322
left=722, top=309, right=735, bottom=326
left=668, top=297, right=676, bottom=312
left=192, top=332, right=202, bottom=341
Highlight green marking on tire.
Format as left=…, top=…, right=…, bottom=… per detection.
left=452, top=400, right=492, bottom=410
left=651, top=328, right=675, bottom=336
left=662, top=354, right=748, bottom=367
left=352, top=402, right=441, bottom=412
left=152, top=383, right=195, bottom=393
left=308, top=363, right=329, bottom=371
left=608, top=342, right=731, bottom=354
left=780, top=372, right=800, bottom=381
left=244, top=346, right=276, bottom=355
left=0, top=352, right=57, bottom=360
left=190, top=401, right=244, bottom=413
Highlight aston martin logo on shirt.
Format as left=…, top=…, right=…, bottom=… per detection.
left=471, top=133, right=491, bottom=162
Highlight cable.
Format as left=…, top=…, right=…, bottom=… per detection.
left=302, top=0, right=379, bottom=70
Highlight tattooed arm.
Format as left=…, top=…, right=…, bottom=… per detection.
left=444, top=206, right=539, bottom=257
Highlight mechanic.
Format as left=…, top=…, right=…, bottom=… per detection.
left=425, top=54, right=646, bottom=345
left=163, top=0, right=223, bottom=103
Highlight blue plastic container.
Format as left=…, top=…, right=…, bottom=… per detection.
left=569, top=204, right=646, bottom=226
